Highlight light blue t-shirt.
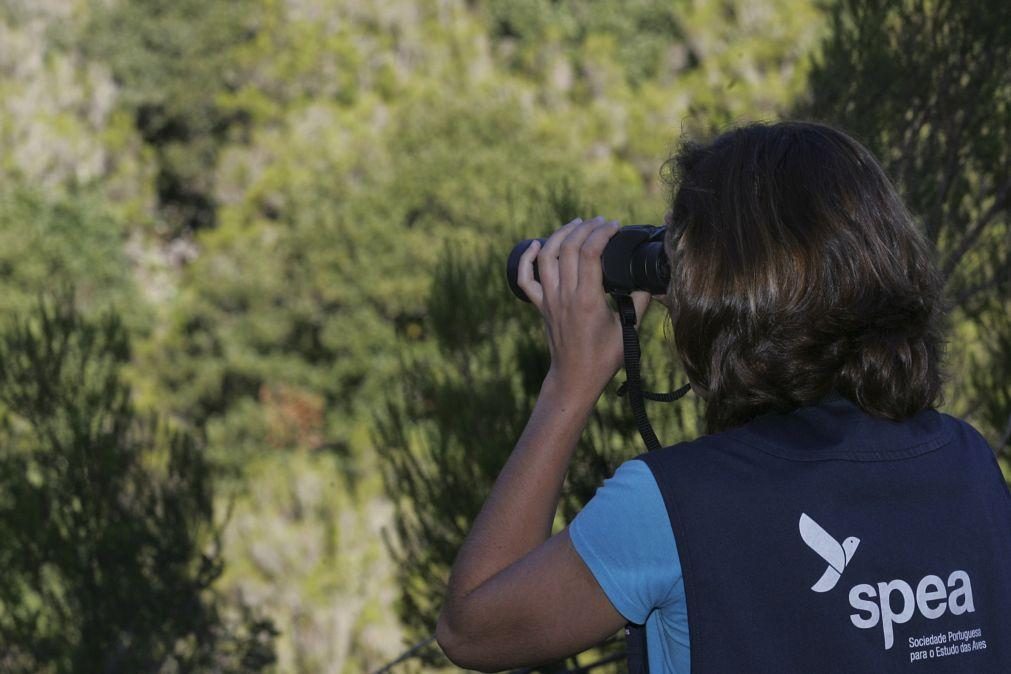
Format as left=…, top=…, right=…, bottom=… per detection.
left=568, top=459, right=690, bottom=674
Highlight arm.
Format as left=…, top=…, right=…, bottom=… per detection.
left=436, top=216, right=652, bottom=671
left=436, top=372, right=623, bottom=671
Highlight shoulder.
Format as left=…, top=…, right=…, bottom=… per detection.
left=938, top=411, right=997, bottom=452
left=572, top=459, right=669, bottom=530
left=636, top=427, right=754, bottom=481
left=937, top=411, right=1008, bottom=490
left=569, top=459, right=684, bottom=621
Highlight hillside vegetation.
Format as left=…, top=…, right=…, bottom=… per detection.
left=0, top=1, right=1006, bottom=672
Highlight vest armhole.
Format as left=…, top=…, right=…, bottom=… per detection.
left=635, top=454, right=705, bottom=674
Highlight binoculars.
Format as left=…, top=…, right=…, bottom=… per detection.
left=506, top=225, right=669, bottom=302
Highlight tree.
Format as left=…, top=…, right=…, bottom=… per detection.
left=0, top=293, right=275, bottom=673
left=794, top=0, right=1011, bottom=465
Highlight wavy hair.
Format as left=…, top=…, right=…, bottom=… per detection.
left=660, top=120, right=952, bottom=435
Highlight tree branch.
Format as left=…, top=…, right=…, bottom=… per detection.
left=941, top=178, right=1010, bottom=281
left=952, top=264, right=1011, bottom=312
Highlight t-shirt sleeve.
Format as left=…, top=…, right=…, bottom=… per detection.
left=568, top=458, right=683, bottom=625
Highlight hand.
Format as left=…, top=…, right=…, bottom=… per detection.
left=516, top=216, right=651, bottom=399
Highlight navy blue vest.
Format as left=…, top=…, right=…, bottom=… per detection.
left=636, top=391, right=1011, bottom=673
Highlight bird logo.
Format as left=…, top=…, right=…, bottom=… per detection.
left=799, top=513, right=860, bottom=592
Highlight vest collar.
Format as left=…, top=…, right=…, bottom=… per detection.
left=730, top=391, right=954, bottom=461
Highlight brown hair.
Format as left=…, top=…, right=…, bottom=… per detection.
left=660, top=120, right=952, bottom=435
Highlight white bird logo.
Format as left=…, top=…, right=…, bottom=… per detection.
left=799, top=513, right=860, bottom=593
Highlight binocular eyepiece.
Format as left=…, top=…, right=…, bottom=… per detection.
left=506, top=225, right=670, bottom=302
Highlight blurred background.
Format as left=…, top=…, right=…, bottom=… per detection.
left=0, top=0, right=1007, bottom=672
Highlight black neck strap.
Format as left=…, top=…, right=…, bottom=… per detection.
left=612, top=292, right=692, bottom=452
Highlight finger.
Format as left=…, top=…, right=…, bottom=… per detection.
left=516, top=240, right=544, bottom=307
left=558, top=217, right=605, bottom=293
left=575, top=219, right=620, bottom=294
left=537, top=217, right=584, bottom=298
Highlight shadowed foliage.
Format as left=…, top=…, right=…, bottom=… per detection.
left=0, top=293, right=276, bottom=673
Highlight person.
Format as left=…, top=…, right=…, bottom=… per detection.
left=433, top=121, right=1011, bottom=672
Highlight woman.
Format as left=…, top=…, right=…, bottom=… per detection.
left=434, top=121, right=1011, bottom=672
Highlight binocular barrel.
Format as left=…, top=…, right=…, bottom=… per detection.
left=506, top=224, right=670, bottom=302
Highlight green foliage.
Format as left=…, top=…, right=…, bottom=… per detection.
left=141, top=86, right=587, bottom=473
left=481, top=0, right=685, bottom=84
left=85, top=0, right=264, bottom=233
left=216, top=450, right=402, bottom=673
left=0, top=3, right=156, bottom=221
left=0, top=294, right=275, bottom=672
left=0, top=188, right=141, bottom=323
